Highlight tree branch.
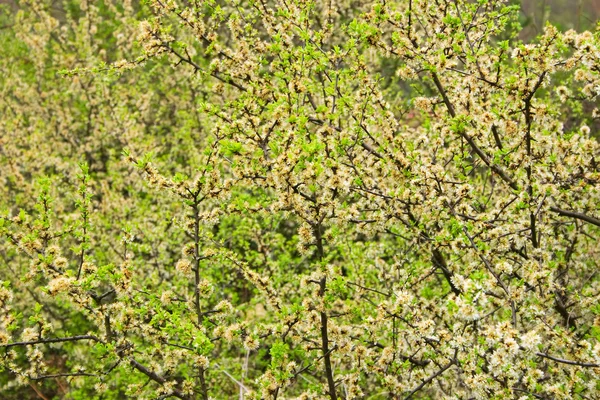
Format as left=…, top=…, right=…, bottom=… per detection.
left=536, top=352, right=600, bottom=368
left=550, top=206, right=600, bottom=228
left=431, top=72, right=518, bottom=191
left=129, top=358, right=189, bottom=399
left=403, top=358, right=455, bottom=399
left=0, top=335, right=101, bottom=348
left=30, top=372, right=97, bottom=381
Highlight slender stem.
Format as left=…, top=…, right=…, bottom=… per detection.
left=403, top=358, right=455, bottom=399
left=193, top=202, right=202, bottom=326
left=199, top=367, right=209, bottom=400
left=491, top=125, right=503, bottom=150
left=0, top=335, right=100, bottom=348
left=535, top=352, right=599, bottom=368
left=314, top=223, right=337, bottom=400
left=77, top=173, right=89, bottom=280
left=432, top=248, right=461, bottom=296
left=524, top=73, right=546, bottom=249
left=192, top=201, right=209, bottom=400
left=30, top=372, right=97, bottom=381
left=430, top=72, right=518, bottom=191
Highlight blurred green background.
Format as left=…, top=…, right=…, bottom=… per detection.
left=519, top=0, right=600, bottom=39
left=1, top=0, right=599, bottom=37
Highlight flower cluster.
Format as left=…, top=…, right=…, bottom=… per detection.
left=0, top=0, right=599, bottom=399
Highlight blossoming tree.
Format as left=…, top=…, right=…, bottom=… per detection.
left=1, top=0, right=599, bottom=399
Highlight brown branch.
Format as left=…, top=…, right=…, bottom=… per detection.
left=30, top=372, right=97, bottom=381
left=403, top=358, right=455, bottom=399
left=432, top=248, right=461, bottom=296
left=191, top=199, right=209, bottom=400
left=158, top=40, right=247, bottom=92
left=524, top=72, right=547, bottom=249
left=491, top=125, right=503, bottom=150
left=28, top=382, right=50, bottom=400
left=550, top=206, right=600, bottom=228
left=430, top=72, right=518, bottom=191
left=314, top=224, right=337, bottom=400
left=347, top=281, right=391, bottom=297
left=431, top=73, right=456, bottom=118
left=129, top=358, right=189, bottom=399
left=0, top=335, right=101, bottom=348
left=535, top=352, right=600, bottom=368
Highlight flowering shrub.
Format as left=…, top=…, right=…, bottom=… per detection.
left=1, top=0, right=599, bottom=399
